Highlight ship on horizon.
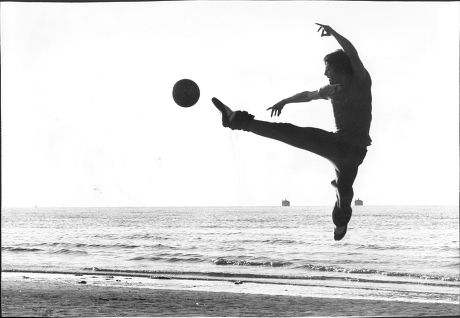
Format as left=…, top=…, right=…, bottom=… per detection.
left=282, top=199, right=290, bottom=207
left=354, top=198, right=363, bottom=206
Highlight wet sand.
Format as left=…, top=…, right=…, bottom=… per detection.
left=2, top=277, right=459, bottom=317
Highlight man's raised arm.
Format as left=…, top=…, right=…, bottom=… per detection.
left=316, top=23, right=367, bottom=79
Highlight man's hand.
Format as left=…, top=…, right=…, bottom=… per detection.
left=315, top=23, right=367, bottom=79
left=319, top=84, right=342, bottom=99
left=316, top=23, right=334, bottom=37
left=267, top=100, right=287, bottom=117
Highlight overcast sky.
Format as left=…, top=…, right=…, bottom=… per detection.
left=2, top=1, right=459, bottom=207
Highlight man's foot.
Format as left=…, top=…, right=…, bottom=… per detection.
left=212, top=97, right=235, bottom=127
left=334, top=224, right=348, bottom=241
left=212, top=97, right=255, bottom=131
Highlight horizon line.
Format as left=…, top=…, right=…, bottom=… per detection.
left=2, top=204, right=459, bottom=209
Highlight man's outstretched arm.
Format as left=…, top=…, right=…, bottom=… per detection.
left=316, top=23, right=367, bottom=79
left=267, top=84, right=342, bottom=117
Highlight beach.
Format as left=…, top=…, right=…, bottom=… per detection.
left=2, top=272, right=459, bottom=317
left=2, top=206, right=459, bottom=316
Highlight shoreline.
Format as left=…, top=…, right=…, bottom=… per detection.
left=2, top=272, right=459, bottom=317
left=2, top=270, right=459, bottom=304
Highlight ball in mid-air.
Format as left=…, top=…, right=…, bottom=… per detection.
left=172, top=79, right=200, bottom=107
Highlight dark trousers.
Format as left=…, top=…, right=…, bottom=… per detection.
left=247, top=120, right=367, bottom=226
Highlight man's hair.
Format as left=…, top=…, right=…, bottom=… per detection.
left=324, top=49, right=354, bottom=75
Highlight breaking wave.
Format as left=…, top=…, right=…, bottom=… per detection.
left=2, top=247, right=43, bottom=252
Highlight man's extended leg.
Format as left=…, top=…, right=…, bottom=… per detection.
left=212, top=97, right=343, bottom=160
left=247, top=120, right=344, bottom=160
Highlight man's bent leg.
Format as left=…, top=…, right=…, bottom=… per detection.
left=335, top=164, right=358, bottom=210
left=247, top=119, right=360, bottom=240
left=331, top=163, right=360, bottom=240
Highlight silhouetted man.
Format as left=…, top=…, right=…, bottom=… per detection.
left=212, top=24, right=372, bottom=240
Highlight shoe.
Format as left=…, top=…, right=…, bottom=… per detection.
left=212, top=97, right=234, bottom=128
left=332, top=204, right=352, bottom=241
left=334, top=224, right=348, bottom=241
left=212, top=97, right=254, bottom=131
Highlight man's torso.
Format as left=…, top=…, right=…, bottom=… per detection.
left=331, top=70, right=372, bottom=148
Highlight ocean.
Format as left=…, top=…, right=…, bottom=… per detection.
left=2, top=206, right=459, bottom=304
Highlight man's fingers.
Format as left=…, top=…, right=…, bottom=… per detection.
left=272, top=109, right=280, bottom=117
left=316, top=23, right=326, bottom=33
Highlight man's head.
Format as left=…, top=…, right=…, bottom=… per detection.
left=324, top=49, right=353, bottom=84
